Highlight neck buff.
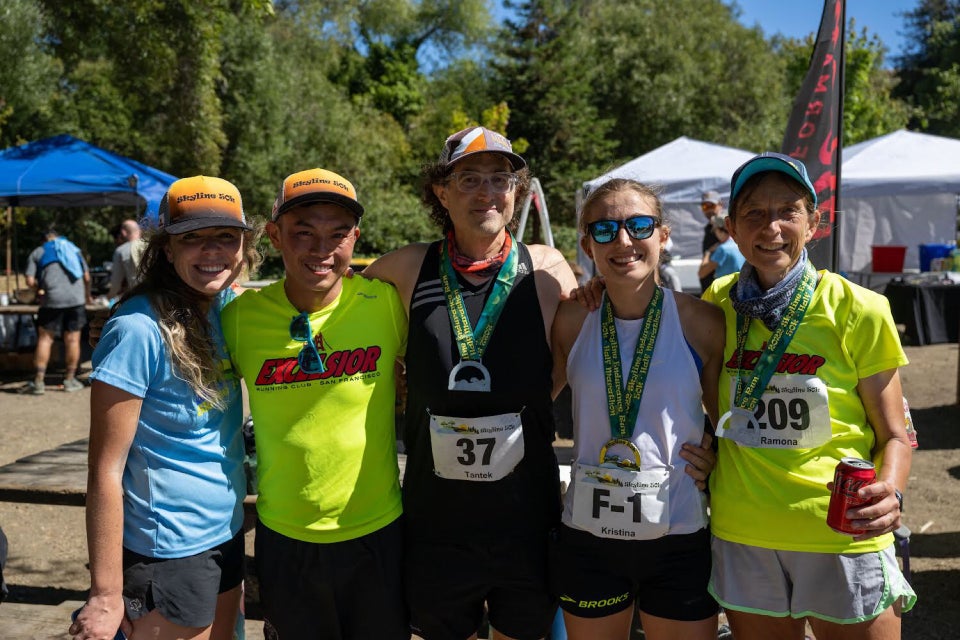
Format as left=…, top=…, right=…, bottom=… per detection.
left=446, top=231, right=511, bottom=278
left=731, top=247, right=810, bottom=331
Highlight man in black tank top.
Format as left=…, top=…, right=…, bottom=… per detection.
left=363, top=126, right=577, bottom=640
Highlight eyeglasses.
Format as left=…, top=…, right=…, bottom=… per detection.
left=289, top=312, right=325, bottom=374
left=586, top=216, right=659, bottom=244
left=446, top=171, right=519, bottom=194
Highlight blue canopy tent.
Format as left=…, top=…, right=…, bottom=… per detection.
left=0, top=134, right=176, bottom=224
left=0, top=135, right=177, bottom=300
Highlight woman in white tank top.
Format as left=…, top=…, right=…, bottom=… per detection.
left=550, top=179, right=726, bottom=640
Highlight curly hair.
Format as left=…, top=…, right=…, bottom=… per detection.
left=117, top=221, right=263, bottom=409
left=419, top=161, right=532, bottom=234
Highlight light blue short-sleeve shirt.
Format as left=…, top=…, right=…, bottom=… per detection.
left=90, top=292, right=244, bottom=558
left=711, top=238, right=746, bottom=279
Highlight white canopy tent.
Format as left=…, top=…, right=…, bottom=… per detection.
left=578, top=136, right=755, bottom=285
left=840, top=130, right=960, bottom=272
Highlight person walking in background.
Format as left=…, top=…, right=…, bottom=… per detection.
left=703, top=153, right=916, bottom=639
left=550, top=178, right=722, bottom=640
left=70, top=176, right=260, bottom=640
left=699, top=190, right=724, bottom=293
left=221, top=169, right=409, bottom=640
left=24, top=226, right=92, bottom=394
left=363, top=126, right=578, bottom=640
left=698, top=214, right=745, bottom=282
left=107, top=219, right=146, bottom=300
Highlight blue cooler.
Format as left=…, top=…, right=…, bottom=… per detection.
left=918, top=243, right=956, bottom=272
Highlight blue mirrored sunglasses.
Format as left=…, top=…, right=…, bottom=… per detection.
left=289, top=312, right=326, bottom=374
left=586, top=215, right=659, bottom=244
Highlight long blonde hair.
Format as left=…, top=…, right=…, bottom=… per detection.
left=118, top=223, right=262, bottom=408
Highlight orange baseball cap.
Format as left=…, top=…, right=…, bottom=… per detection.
left=272, top=168, right=363, bottom=220
left=158, top=176, right=251, bottom=234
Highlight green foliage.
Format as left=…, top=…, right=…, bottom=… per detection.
left=355, top=187, right=435, bottom=255
left=577, top=0, right=788, bottom=154
left=896, top=0, right=960, bottom=136
left=2, top=0, right=956, bottom=269
left=496, top=0, right=619, bottom=227
left=0, top=0, right=62, bottom=145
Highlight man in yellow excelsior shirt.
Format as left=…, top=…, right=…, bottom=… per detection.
left=222, top=169, right=408, bottom=639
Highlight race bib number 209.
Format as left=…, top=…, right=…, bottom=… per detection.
left=718, top=374, right=831, bottom=449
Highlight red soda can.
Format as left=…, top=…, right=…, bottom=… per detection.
left=826, top=457, right=877, bottom=535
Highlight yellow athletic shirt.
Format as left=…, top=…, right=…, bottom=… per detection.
left=222, top=277, right=407, bottom=543
left=703, top=271, right=907, bottom=553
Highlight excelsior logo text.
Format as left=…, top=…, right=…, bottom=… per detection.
left=254, top=346, right=381, bottom=385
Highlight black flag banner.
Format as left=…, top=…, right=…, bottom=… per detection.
left=781, top=0, right=845, bottom=271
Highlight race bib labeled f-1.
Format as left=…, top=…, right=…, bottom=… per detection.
left=571, top=463, right=670, bottom=540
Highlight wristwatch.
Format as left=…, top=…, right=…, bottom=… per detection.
left=894, top=488, right=904, bottom=512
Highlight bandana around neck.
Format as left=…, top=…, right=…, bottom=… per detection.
left=731, top=248, right=811, bottom=331
left=446, top=231, right=512, bottom=277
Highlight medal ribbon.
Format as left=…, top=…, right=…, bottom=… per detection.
left=440, top=233, right=519, bottom=362
left=601, top=287, right=664, bottom=439
left=732, top=262, right=817, bottom=412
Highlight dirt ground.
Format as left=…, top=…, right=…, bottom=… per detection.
left=0, top=343, right=957, bottom=639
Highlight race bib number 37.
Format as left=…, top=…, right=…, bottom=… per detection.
left=428, top=412, right=524, bottom=481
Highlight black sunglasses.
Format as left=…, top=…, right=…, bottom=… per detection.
left=586, top=215, right=659, bottom=244
left=289, top=312, right=326, bottom=374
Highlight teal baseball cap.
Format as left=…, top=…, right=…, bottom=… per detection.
left=730, top=152, right=817, bottom=208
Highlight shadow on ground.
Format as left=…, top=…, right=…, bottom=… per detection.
left=904, top=568, right=960, bottom=640
left=5, top=583, right=87, bottom=606
left=910, top=405, right=960, bottom=451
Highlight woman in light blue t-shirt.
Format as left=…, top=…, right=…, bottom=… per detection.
left=698, top=215, right=745, bottom=282
left=70, top=177, right=260, bottom=640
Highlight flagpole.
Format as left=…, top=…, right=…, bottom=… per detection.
left=832, top=0, right=846, bottom=273
left=780, top=0, right=845, bottom=272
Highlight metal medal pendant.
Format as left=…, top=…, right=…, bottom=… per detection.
left=448, top=360, right=491, bottom=392
left=717, top=407, right=760, bottom=437
left=598, top=438, right=643, bottom=470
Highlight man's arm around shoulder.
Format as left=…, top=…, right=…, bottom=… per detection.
left=362, top=243, right=431, bottom=314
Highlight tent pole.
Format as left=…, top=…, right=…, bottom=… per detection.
left=4, top=206, right=11, bottom=298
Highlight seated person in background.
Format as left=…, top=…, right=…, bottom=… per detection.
left=698, top=214, right=744, bottom=282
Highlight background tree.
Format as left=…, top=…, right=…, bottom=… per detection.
left=496, top=0, right=618, bottom=234
left=579, top=0, right=789, bottom=156
left=0, top=0, right=943, bottom=277
left=0, top=0, right=61, bottom=147
left=896, top=0, right=960, bottom=137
